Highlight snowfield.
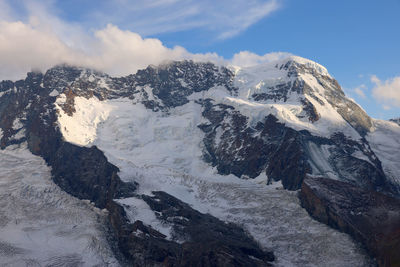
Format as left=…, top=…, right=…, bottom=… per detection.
left=0, top=144, right=119, bottom=266
left=85, top=98, right=372, bottom=266
left=49, top=57, right=383, bottom=266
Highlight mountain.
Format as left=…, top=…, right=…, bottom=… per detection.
left=0, top=56, right=399, bottom=266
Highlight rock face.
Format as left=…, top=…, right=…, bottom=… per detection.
left=109, top=192, right=274, bottom=266
left=3, top=58, right=395, bottom=195
left=390, top=118, right=400, bottom=126
left=300, top=176, right=400, bottom=267
left=279, top=59, right=373, bottom=135
left=0, top=65, right=274, bottom=266
left=0, top=56, right=400, bottom=265
left=199, top=99, right=391, bottom=193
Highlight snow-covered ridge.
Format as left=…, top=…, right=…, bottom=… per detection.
left=285, top=55, right=330, bottom=76
left=54, top=56, right=363, bottom=144
left=0, top=55, right=389, bottom=265
left=230, top=55, right=331, bottom=80
left=50, top=57, right=389, bottom=194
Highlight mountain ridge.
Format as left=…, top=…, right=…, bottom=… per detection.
left=0, top=56, right=399, bottom=266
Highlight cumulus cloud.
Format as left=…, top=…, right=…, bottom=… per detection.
left=371, top=75, right=400, bottom=108
left=231, top=51, right=292, bottom=67
left=0, top=0, right=287, bottom=81
left=0, top=21, right=226, bottom=81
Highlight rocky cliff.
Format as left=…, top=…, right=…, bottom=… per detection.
left=0, top=56, right=399, bottom=266
left=300, top=176, right=400, bottom=267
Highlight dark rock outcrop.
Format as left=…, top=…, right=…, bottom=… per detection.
left=0, top=65, right=274, bottom=266
left=390, top=118, right=400, bottom=126
left=198, top=99, right=313, bottom=189
left=132, top=61, right=237, bottom=109
left=300, top=176, right=400, bottom=267
left=300, top=98, right=320, bottom=122
left=109, top=192, right=275, bottom=266
left=41, top=61, right=237, bottom=112
left=199, top=99, right=392, bottom=193
left=0, top=60, right=399, bottom=265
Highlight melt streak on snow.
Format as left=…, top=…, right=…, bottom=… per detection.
left=0, top=144, right=119, bottom=266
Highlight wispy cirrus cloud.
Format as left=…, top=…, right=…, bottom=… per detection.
left=53, top=0, right=281, bottom=39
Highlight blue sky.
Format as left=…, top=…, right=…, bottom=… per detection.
left=0, top=0, right=399, bottom=119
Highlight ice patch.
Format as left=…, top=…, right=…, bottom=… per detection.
left=116, top=197, right=173, bottom=240
left=49, top=89, right=60, bottom=97
left=55, top=95, right=112, bottom=146
left=12, top=118, right=23, bottom=130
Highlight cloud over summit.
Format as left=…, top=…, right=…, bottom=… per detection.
left=0, top=0, right=286, bottom=81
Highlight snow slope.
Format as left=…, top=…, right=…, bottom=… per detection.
left=55, top=56, right=363, bottom=147
left=0, top=144, right=119, bottom=266
left=86, top=98, right=372, bottom=266
left=232, top=61, right=362, bottom=140
left=367, top=119, right=400, bottom=185
left=55, top=95, right=112, bottom=146
left=50, top=56, right=381, bottom=265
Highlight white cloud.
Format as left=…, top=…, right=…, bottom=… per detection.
left=231, top=50, right=292, bottom=67
left=0, top=0, right=287, bottom=81
left=0, top=20, right=290, bottom=81
left=354, top=84, right=366, bottom=99
left=371, top=75, right=400, bottom=108
left=0, top=20, right=226, bottom=81
left=66, top=0, right=281, bottom=39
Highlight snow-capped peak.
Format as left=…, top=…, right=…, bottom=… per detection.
left=282, top=55, right=330, bottom=77
left=231, top=55, right=331, bottom=79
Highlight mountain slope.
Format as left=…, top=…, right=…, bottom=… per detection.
left=0, top=145, right=118, bottom=266
left=0, top=56, right=399, bottom=265
left=48, top=57, right=398, bottom=194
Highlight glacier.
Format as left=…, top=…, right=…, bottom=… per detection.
left=1, top=55, right=399, bottom=265
left=0, top=144, right=119, bottom=266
